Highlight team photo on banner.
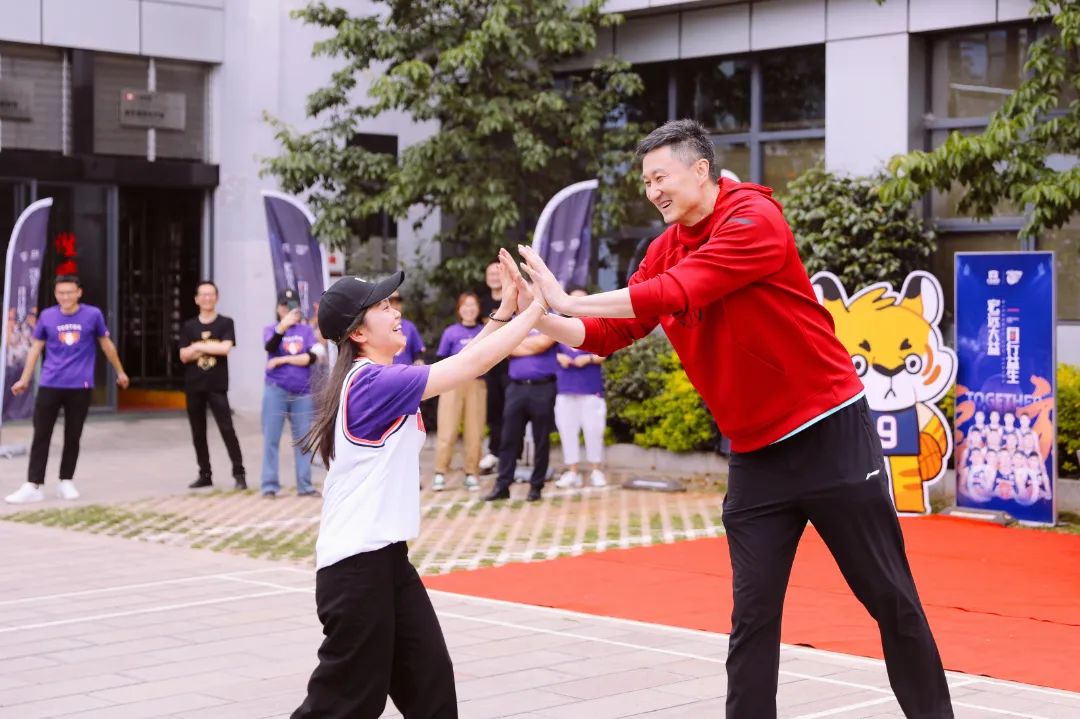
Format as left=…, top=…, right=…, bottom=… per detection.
left=812, top=270, right=957, bottom=516
left=954, top=252, right=1057, bottom=525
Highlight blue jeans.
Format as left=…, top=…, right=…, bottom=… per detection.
left=260, top=382, right=315, bottom=494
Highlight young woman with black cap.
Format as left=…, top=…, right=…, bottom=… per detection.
left=291, top=256, right=546, bottom=719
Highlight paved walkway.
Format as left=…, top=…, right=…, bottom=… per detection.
left=2, top=520, right=1078, bottom=718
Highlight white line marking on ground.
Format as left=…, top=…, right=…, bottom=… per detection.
left=789, top=696, right=898, bottom=718
left=0, top=568, right=290, bottom=607
left=0, top=588, right=306, bottom=634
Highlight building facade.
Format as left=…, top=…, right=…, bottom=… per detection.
left=0, top=0, right=1075, bottom=415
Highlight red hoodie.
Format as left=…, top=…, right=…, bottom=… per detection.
left=578, top=179, right=863, bottom=453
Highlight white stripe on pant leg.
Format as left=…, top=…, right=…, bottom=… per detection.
left=554, top=394, right=583, bottom=466
left=582, top=394, right=606, bottom=465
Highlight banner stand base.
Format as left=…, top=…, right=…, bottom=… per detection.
left=939, top=506, right=1015, bottom=526
left=0, top=444, right=28, bottom=459
left=622, top=476, right=687, bottom=493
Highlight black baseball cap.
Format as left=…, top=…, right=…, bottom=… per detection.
left=318, top=271, right=405, bottom=343
left=277, top=288, right=299, bottom=307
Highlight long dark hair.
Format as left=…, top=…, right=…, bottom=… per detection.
left=300, top=310, right=366, bottom=467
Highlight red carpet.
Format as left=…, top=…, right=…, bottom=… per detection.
left=426, top=516, right=1080, bottom=692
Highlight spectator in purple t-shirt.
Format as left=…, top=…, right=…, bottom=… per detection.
left=260, top=289, right=324, bottom=498
left=388, top=290, right=426, bottom=365
left=552, top=291, right=609, bottom=489
left=431, top=293, right=486, bottom=492
left=5, top=275, right=130, bottom=505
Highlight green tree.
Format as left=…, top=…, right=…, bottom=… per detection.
left=879, top=0, right=1079, bottom=239
left=784, top=166, right=936, bottom=290
left=262, top=0, right=642, bottom=297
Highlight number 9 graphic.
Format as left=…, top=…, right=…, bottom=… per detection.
left=877, top=415, right=898, bottom=450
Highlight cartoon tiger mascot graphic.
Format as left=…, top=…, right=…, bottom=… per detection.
left=811, top=271, right=957, bottom=515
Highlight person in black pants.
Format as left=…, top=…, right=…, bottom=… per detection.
left=478, top=259, right=510, bottom=472
left=5, top=275, right=129, bottom=504
left=179, top=281, right=246, bottom=490
left=483, top=328, right=557, bottom=503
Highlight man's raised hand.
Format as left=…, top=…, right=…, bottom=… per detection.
left=518, top=245, right=570, bottom=315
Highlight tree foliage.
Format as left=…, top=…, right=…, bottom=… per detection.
left=784, top=166, right=936, bottom=290
left=262, top=0, right=643, bottom=294
left=880, top=0, right=1080, bottom=238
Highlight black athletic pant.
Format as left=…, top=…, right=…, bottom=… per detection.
left=493, top=379, right=556, bottom=491
left=292, top=543, right=457, bottom=719
left=484, top=362, right=510, bottom=456
left=27, top=387, right=92, bottom=485
left=185, top=390, right=245, bottom=479
left=722, top=398, right=952, bottom=719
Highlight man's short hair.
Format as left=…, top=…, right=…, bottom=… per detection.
left=635, top=119, right=717, bottom=181
left=196, top=280, right=218, bottom=295
left=54, top=275, right=81, bottom=289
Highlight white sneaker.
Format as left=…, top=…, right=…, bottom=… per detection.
left=56, top=480, right=80, bottom=500
left=464, top=475, right=480, bottom=491
left=5, top=482, right=44, bottom=504
left=589, top=470, right=608, bottom=488
left=478, top=454, right=498, bottom=472
left=554, top=471, right=582, bottom=489
left=431, top=474, right=446, bottom=492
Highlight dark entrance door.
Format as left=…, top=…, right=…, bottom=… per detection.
left=117, top=188, right=202, bottom=399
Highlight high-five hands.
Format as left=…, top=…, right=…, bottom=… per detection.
left=517, top=245, right=570, bottom=315
left=498, top=248, right=548, bottom=312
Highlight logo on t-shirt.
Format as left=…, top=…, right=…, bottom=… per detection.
left=57, top=323, right=82, bottom=346
left=197, top=330, right=219, bottom=371
left=283, top=336, right=304, bottom=355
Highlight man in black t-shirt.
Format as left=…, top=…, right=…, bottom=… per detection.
left=179, top=281, right=246, bottom=490
left=479, top=259, right=511, bottom=473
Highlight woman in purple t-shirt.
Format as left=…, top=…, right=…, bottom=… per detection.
left=431, top=293, right=485, bottom=491
left=260, top=289, right=323, bottom=498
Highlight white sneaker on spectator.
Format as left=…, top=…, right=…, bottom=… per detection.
left=554, top=471, right=582, bottom=489
left=464, top=475, right=480, bottom=491
left=589, top=470, right=608, bottom=488
left=432, top=474, right=446, bottom=492
left=478, top=454, right=498, bottom=472
left=57, top=480, right=80, bottom=500
left=5, top=482, right=44, bottom=504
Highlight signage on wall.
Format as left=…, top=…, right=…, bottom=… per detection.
left=118, top=89, right=186, bottom=131
left=0, top=78, right=34, bottom=122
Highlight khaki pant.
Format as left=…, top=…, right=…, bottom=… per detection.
left=435, top=379, right=487, bottom=475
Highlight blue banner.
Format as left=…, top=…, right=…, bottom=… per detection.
left=533, top=180, right=597, bottom=290
left=954, top=252, right=1056, bottom=525
left=1, top=198, right=52, bottom=423
left=261, top=191, right=327, bottom=321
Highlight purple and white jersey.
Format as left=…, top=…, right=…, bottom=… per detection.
left=315, top=359, right=430, bottom=570
left=33, top=304, right=109, bottom=389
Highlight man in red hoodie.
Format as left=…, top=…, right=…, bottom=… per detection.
left=510, top=120, right=952, bottom=718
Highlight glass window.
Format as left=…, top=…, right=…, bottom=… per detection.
left=0, top=44, right=65, bottom=152
left=93, top=54, right=148, bottom=157
left=930, top=232, right=1022, bottom=322
left=716, top=143, right=750, bottom=182
left=625, top=62, right=670, bottom=130
left=676, top=57, right=750, bottom=134
left=154, top=61, right=209, bottom=161
left=762, top=46, right=825, bottom=131
left=763, top=139, right=823, bottom=196
left=931, top=26, right=1032, bottom=119
left=1038, top=219, right=1080, bottom=321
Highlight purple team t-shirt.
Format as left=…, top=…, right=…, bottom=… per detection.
left=344, top=362, right=430, bottom=444
left=509, top=329, right=558, bottom=382
left=33, top=304, right=108, bottom=389
left=556, top=344, right=605, bottom=396
left=436, top=322, right=482, bottom=358
left=264, top=322, right=318, bottom=395
left=393, top=319, right=426, bottom=365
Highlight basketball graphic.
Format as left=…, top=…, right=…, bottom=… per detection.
left=60, top=330, right=80, bottom=346
left=284, top=339, right=302, bottom=355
